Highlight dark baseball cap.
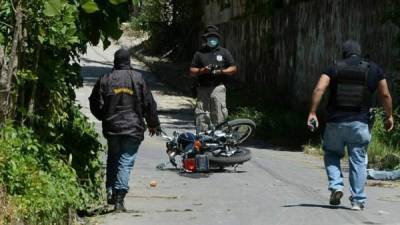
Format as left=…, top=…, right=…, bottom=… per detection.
left=203, top=25, right=221, bottom=39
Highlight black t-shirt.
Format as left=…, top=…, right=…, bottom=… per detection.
left=324, top=55, right=385, bottom=123
left=191, top=46, right=236, bottom=86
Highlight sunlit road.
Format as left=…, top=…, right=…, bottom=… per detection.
left=76, top=42, right=400, bottom=225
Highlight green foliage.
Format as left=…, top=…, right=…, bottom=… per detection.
left=0, top=0, right=131, bottom=222
left=58, top=106, right=105, bottom=210
left=0, top=124, right=79, bottom=224
left=368, top=108, right=400, bottom=169
left=228, top=86, right=307, bottom=145
left=43, top=0, right=66, bottom=17
left=131, top=0, right=204, bottom=60
left=373, top=108, right=400, bottom=147
left=109, top=0, right=128, bottom=5
left=0, top=107, right=104, bottom=223
left=81, top=0, right=100, bottom=14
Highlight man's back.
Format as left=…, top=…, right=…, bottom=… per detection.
left=324, top=55, right=385, bottom=123
left=89, top=69, right=159, bottom=140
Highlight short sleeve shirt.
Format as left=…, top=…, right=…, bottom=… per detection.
left=324, top=55, right=385, bottom=123
left=191, top=47, right=236, bottom=86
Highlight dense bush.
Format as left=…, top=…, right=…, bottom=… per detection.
left=0, top=0, right=130, bottom=223
left=369, top=108, right=400, bottom=169
left=0, top=125, right=81, bottom=224
left=0, top=106, right=104, bottom=224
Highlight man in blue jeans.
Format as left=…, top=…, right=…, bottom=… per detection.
left=307, top=40, right=394, bottom=210
left=89, top=48, right=160, bottom=212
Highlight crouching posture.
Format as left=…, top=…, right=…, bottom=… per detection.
left=89, top=48, right=160, bottom=212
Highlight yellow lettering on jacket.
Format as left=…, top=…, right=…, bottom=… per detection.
left=113, top=87, right=134, bottom=95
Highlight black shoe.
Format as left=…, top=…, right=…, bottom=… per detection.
left=114, top=190, right=127, bottom=213
left=329, top=190, right=343, bottom=206
left=107, top=189, right=116, bottom=205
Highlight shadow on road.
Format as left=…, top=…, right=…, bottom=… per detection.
left=81, top=66, right=112, bottom=86
left=283, top=203, right=351, bottom=210
left=156, top=164, right=248, bottom=179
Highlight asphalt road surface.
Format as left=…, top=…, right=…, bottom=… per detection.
left=76, top=42, right=400, bottom=225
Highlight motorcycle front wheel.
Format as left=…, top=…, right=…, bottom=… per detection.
left=215, top=119, right=256, bottom=145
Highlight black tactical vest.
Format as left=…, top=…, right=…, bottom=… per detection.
left=334, top=60, right=372, bottom=111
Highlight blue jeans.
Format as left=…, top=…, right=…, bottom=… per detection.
left=323, top=121, right=371, bottom=203
left=106, top=136, right=141, bottom=192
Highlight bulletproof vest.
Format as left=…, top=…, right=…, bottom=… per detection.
left=334, top=60, right=372, bottom=111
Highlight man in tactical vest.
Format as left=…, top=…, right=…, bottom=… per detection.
left=307, top=40, right=394, bottom=210
left=89, top=48, right=160, bottom=212
left=190, top=25, right=237, bottom=133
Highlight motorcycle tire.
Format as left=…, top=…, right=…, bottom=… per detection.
left=215, top=119, right=256, bottom=145
left=207, top=148, right=251, bottom=167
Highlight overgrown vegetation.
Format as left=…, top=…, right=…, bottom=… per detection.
left=227, top=86, right=308, bottom=146
left=368, top=109, right=400, bottom=169
left=0, top=0, right=132, bottom=223
left=0, top=118, right=102, bottom=224
left=130, top=0, right=204, bottom=60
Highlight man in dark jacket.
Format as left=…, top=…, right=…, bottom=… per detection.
left=307, top=40, right=393, bottom=210
left=89, top=48, right=160, bottom=212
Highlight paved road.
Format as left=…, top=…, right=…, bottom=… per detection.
left=76, top=42, right=400, bottom=225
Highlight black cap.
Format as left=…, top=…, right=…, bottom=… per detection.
left=202, top=25, right=221, bottom=39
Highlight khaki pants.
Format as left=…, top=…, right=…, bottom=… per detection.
left=195, top=84, right=228, bottom=133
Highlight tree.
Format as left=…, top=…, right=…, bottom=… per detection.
left=0, top=0, right=132, bottom=222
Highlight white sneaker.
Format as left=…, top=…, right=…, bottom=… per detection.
left=350, top=200, right=365, bottom=211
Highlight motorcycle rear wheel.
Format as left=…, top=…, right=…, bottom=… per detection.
left=207, top=148, right=251, bottom=167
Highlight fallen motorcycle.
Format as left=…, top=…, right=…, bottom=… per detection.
left=158, top=119, right=255, bottom=172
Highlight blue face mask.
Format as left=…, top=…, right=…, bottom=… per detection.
left=207, top=37, right=219, bottom=48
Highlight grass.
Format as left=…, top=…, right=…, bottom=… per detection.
left=0, top=186, right=17, bottom=225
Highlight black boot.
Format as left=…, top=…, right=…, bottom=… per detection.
left=107, top=189, right=116, bottom=205
left=114, top=190, right=127, bottom=212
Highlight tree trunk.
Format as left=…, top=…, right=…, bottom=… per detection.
left=27, top=42, right=40, bottom=117
left=0, top=0, right=22, bottom=123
